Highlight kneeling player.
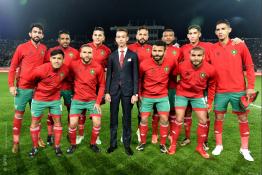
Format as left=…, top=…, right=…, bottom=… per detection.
left=66, top=44, right=105, bottom=154
left=28, top=49, right=68, bottom=157
left=168, top=46, right=216, bottom=159
left=136, top=41, right=176, bottom=153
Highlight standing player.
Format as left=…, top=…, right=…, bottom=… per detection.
left=8, top=23, right=47, bottom=153
left=28, top=49, right=69, bottom=157
left=210, top=19, right=255, bottom=161
left=128, top=26, right=152, bottom=142
left=136, top=41, right=176, bottom=153
left=66, top=44, right=105, bottom=153
left=45, top=30, right=79, bottom=146
left=77, top=27, right=111, bottom=145
left=168, top=46, right=216, bottom=159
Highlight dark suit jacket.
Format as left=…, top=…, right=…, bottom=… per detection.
left=106, top=49, right=138, bottom=96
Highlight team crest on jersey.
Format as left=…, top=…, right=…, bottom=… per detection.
left=200, top=72, right=206, bottom=79
left=90, top=69, right=95, bottom=75
left=41, top=50, right=45, bottom=56
left=100, top=50, right=105, bottom=56
left=146, top=48, right=150, bottom=52
left=231, top=49, right=237, bottom=55
left=164, top=66, right=169, bottom=73
left=69, top=52, right=74, bottom=58
left=172, top=50, right=177, bottom=55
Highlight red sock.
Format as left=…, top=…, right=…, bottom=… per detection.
left=214, top=120, right=223, bottom=145
left=169, top=115, right=176, bottom=137
left=171, top=121, right=182, bottom=146
left=47, top=113, right=54, bottom=136
left=159, top=124, right=169, bottom=145
left=152, top=114, right=159, bottom=136
left=197, top=123, right=208, bottom=148
left=139, top=123, right=148, bottom=144
left=90, top=126, right=101, bottom=145
left=205, top=117, right=210, bottom=142
left=30, top=125, right=40, bottom=148
left=184, top=117, right=192, bottom=139
left=69, top=127, right=77, bottom=145
left=239, top=120, right=249, bottom=149
left=54, top=125, right=63, bottom=147
left=78, top=114, right=86, bottom=136
left=13, top=111, right=24, bottom=144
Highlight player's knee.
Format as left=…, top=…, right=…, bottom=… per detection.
left=159, top=120, right=168, bottom=126
left=140, top=118, right=148, bottom=125
left=215, top=114, right=224, bottom=120
left=238, top=114, right=248, bottom=122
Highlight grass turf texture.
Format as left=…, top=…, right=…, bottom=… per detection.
left=0, top=73, right=261, bottom=175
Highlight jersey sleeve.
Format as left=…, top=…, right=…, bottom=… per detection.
left=8, top=45, right=22, bottom=87
left=96, top=66, right=106, bottom=104
left=207, top=67, right=217, bottom=106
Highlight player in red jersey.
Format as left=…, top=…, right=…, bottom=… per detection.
left=66, top=44, right=105, bottom=154
left=150, top=29, right=182, bottom=144
left=45, top=30, right=79, bottom=146
left=136, top=40, right=177, bottom=153
left=28, top=49, right=69, bottom=157
left=210, top=20, right=255, bottom=161
left=128, top=26, right=152, bottom=142
left=168, top=46, right=216, bottom=159
left=8, top=23, right=47, bottom=153
left=77, top=27, right=111, bottom=145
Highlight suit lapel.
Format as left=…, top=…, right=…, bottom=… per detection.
left=122, top=49, right=130, bottom=68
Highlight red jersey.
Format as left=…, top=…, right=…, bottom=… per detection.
left=210, top=40, right=255, bottom=93
left=29, top=63, right=69, bottom=101
left=164, top=45, right=182, bottom=89
left=87, top=42, right=111, bottom=69
left=8, top=41, right=47, bottom=89
left=175, top=60, right=216, bottom=106
left=45, top=46, right=79, bottom=90
left=69, top=59, right=105, bottom=104
left=181, top=41, right=213, bottom=63
left=139, top=56, right=177, bottom=98
left=128, top=42, right=152, bottom=65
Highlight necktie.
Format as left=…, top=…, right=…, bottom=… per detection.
left=120, top=50, right=124, bottom=68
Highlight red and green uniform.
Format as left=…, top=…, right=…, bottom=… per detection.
left=128, top=42, right=152, bottom=65
left=210, top=39, right=255, bottom=149
left=8, top=40, right=47, bottom=144
left=68, top=59, right=105, bottom=145
left=87, top=42, right=111, bottom=69
left=139, top=56, right=176, bottom=145
left=29, top=63, right=68, bottom=148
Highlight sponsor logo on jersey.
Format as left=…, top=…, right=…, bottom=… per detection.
left=90, top=69, right=95, bottom=75
left=200, top=72, right=206, bottom=79
left=101, top=50, right=105, bottom=56
left=231, top=49, right=237, bottom=55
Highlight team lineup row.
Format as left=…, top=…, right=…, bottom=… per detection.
left=8, top=19, right=256, bottom=161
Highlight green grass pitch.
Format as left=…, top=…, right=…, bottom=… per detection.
left=0, top=73, right=261, bottom=175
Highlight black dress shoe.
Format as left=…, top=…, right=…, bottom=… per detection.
left=125, top=147, right=134, bottom=156
left=107, top=146, right=117, bottom=153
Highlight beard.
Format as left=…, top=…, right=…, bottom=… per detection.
left=191, top=60, right=202, bottom=67
left=138, top=39, right=147, bottom=45
left=152, top=55, right=163, bottom=62
left=31, top=37, right=41, bottom=44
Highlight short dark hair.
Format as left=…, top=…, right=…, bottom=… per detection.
left=30, top=23, right=44, bottom=32
left=137, top=25, right=149, bottom=32
left=216, top=19, right=231, bottom=27
left=162, top=28, right=175, bottom=37
left=58, top=29, right=70, bottom=38
left=188, top=25, right=201, bottom=32
left=80, top=44, right=92, bottom=51
left=50, top=49, right=64, bottom=58
left=94, top=27, right=105, bottom=32
left=116, top=27, right=128, bottom=35
left=191, top=46, right=205, bottom=54
left=152, top=40, right=167, bottom=49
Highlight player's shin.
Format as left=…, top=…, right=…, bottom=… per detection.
left=13, top=110, right=24, bottom=144
left=214, top=119, right=224, bottom=145
left=90, top=126, right=101, bottom=145
left=152, top=114, right=159, bottom=136
left=196, top=123, right=208, bottom=148
left=139, top=122, right=148, bottom=144
left=239, top=119, right=250, bottom=149
left=47, top=113, right=54, bottom=136
left=78, top=114, right=86, bottom=136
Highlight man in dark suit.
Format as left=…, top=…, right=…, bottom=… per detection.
left=105, top=28, right=139, bottom=156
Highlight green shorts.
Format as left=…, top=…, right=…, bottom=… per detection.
left=168, top=89, right=176, bottom=111
left=70, top=100, right=101, bottom=117
left=175, top=95, right=207, bottom=111
left=14, top=88, right=34, bottom=111
left=140, top=96, right=170, bottom=116
left=31, top=100, right=62, bottom=117
left=214, top=92, right=246, bottom=114
left=61, top=90, right=73, bottom=105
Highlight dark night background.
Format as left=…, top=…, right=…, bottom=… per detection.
left=0, top=0, right=261, bottom=41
